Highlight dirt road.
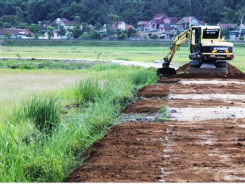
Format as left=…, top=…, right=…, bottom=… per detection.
left=64, top=63, right=245, bottom=182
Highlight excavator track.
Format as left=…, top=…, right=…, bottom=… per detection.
left=189, top=61, right=228, bottom=75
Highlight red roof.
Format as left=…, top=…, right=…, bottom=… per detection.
left=137, top=21, right=150, bottom=25
left=177, top=16, right=205, bottom=25
left=154, top=19, right=164, bottom=24
left=181, top=17, right=195, bottom=23
left=125, top=25, right=135, bottom=30
left=50, top=18, right=75, bottom=27
left=165, top=27, right=174, bottom=31
left=112, top=21, right=125, bottom=31
left=218, top=23, right=237, bottom=28
left=200, top=21, right=206, bottom=25
left=112, top=21, right=135, bottom=31
left=0, top=28, right=32, bottom=35
left=170, top=17, right=178, bottom=24
left=154, top=14, right=168, bottom=19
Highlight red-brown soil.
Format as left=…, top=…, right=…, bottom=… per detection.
left=63, top=63, right=245, bottom=182
left=168, top=62, right=245, bottom=79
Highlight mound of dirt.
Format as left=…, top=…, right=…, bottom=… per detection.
left=176, top=62, right=242, bottom=74
left=176, top=62, right=245, bottom=79
left=158, top=63, right=245, bottom=82
left=171, top=62, right=245, bottom=79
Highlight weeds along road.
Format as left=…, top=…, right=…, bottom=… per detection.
left=0, top=57, right=165, bottom=69
left=64, top=64, right=245, bottom=182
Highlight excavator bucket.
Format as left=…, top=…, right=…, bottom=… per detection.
left=157, top=67, right=176, bottom=77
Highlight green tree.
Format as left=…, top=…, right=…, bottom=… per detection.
left=47, top=26, right=54, bottom=40
left=58, top=25, right=66, bottom=37
left=152, top=34, right=159, bottom=40
left=28, top=24, right=41, bottom=34
left=74, top=16, right=81, bottom=26
left=27, top=32, right=33, bottom=38
left=81, top=23, right=91, bottom=33
left=73, top=25, right=83, bottom=38
left=16, top=7, right=24, bottom=22
left=117, top=29, right=128, bottom=40
left=127, top=28, right=137, bottom=38
left=5, top=31, right=12, bottom=39
left=106, top=14, right=119, bottom=35
left=2, top=15, right=18, bottom=28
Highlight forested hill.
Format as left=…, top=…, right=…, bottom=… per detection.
left=0, top=0, right=244, bottom=29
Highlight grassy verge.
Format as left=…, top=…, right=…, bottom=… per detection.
left=0, top=62, right=158, bottom=182
left=1, top=43, right=244, bottom=72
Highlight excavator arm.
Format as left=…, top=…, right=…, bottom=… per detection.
left=164, top=28, right=191, bottom=64
left=157, top=28, right=191, bottom=76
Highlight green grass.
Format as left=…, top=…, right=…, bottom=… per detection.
left=0, top=62, right=158, bottom=182
left=0, top=45, right=167, bottom=62
left=1, top=44, right=244, bottom=72
left=22, top=95, right=62, bottom=135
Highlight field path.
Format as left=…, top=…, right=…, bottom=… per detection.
left=63, top=63, right=245, bottom=182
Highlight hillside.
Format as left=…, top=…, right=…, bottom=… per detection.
left=0, top=0, right=244, bottom=29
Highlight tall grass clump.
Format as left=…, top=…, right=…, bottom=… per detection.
left=130, top=68, right=158, bottom=86
left=75, top=77, right=107, bottom=105
left=22, top=95, right=62, bottom=135
left=92, top=63, right=125, bottom=71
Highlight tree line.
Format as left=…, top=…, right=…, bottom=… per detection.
left=0, top=0, right=244, bottom=31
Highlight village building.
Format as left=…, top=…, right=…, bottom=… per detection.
left=137, top=14, right=178, bottom=39
left=112, top=21, right=135, bottom=31
left=229, top=24, right=245, bottom=40
left=0, top=28, right=32, bottom=38
left=177, top=16, right=205, bottom=31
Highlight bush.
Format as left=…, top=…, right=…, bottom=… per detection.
left=152, top=34, right=159, bottom=40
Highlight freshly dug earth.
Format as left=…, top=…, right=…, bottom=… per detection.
left=166, top=62, right=245, bottom=79
left=64, top=63, right=245, bottom=182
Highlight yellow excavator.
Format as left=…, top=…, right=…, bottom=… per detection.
left=157, top=26, right=234, bottom=76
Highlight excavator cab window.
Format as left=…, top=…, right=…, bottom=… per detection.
left=203, top=28, right=219, bottom=39
left=190, top=27, right=201, bottom=53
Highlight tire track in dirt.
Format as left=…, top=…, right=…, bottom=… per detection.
left=64, top=64, right=245, bottom=182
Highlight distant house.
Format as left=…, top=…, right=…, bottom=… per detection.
left=0, top=28, right=32, bottom=38
left=48, top=18, right=83, bottom=39
left=144, top=14, right=172, bottom=31
left=170, top=17, right=178, bottom=29
left=49, top=18, right=76, bottom=30
left=112, top=21, right=135, bottom=31
left=177, top=16, right=205, bottom=31
left=137, top=21, right=151, bottom=31
left=229, top=24, right=245, bottom=40
left=137, top=14, right=177, bottom=39
left=217, top=23, right=237, bottom=29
